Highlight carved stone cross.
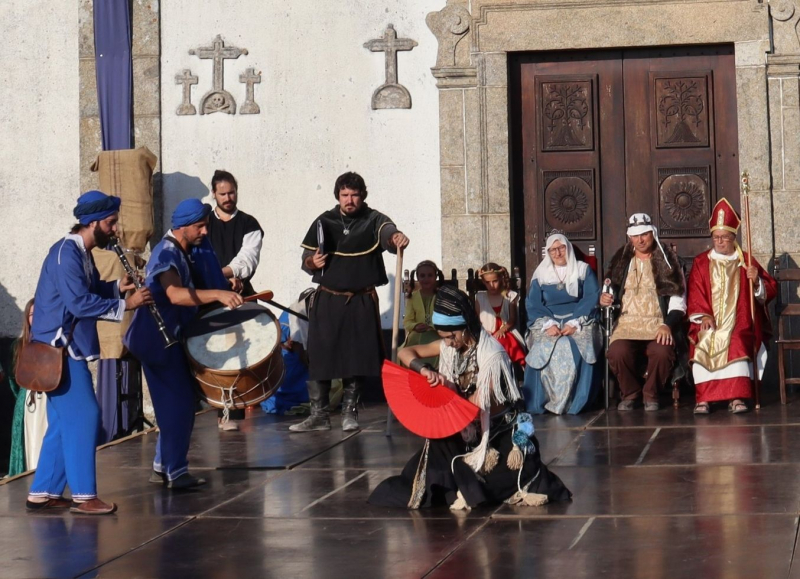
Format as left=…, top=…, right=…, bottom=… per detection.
left=363, top=24, right=417, bottom=109
left=239, top=67, right=261, bottom=115
left=189, top=35, right=248, bottom=115
left=175, top=69, right=198, bottom=115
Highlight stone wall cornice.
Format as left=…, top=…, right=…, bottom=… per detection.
left=466, top=0, right=767, bottom=53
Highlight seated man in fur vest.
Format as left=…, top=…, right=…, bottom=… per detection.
left=600, top=214, right=686, bottom=411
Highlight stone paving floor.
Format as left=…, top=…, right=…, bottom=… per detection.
left=3, top=394, right=800, bottom=578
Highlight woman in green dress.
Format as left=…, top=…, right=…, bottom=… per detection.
left=401, top=261, right=443, bottom=367
left=7, top=299, right=34, bottom=477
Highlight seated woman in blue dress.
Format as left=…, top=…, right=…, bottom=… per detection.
left=522, top=233, right=601, bottom=414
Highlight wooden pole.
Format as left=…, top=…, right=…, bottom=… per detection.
left=742, top=171, right=760, bottom=409
left=386, top=247, right=404, bottom=436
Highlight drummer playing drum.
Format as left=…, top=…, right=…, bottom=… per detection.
left=125, top=198, right=243, bottom=490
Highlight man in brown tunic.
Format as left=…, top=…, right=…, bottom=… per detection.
left=600, top=213, right=686, bottom=411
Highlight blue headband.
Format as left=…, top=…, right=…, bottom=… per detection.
left=73, top=190, right=121, bottom=225
left=432, top=312, right=467, bottom=327
left=172, top=198, right=212, bottom=229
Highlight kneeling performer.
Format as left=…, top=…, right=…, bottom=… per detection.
left=369, top=286, right=572, bottom=510
left=126, top=199, right=243, bottom=489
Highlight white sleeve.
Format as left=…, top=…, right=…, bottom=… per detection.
left=566, top=317, right=585, bottom=332
left=541, top=319, right=559, bottom=332
left=228, top=230, right=263, bottom=279
left=667, top=295, right=687, bottom=313
left=754, top=278, right=766, bottom=302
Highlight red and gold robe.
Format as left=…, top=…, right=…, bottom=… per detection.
left=687, top=250, right=776, bottom=403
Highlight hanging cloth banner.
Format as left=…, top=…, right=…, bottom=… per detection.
left=94, top=0, right=133, bottom=150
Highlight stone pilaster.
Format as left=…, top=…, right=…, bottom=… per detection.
left=79, top=0, right=162, bottom=236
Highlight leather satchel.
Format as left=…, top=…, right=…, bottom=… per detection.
left=15, top=340, right=66, bottom=393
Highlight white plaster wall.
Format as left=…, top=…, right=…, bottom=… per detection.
left=0, top=2, right=80, bottom=336
left=161, top=0, right=442, bottom=326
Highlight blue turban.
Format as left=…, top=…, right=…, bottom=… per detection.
left=73, top=190, right=121, bottom=225
left=171, top=198, right=212, bottom=229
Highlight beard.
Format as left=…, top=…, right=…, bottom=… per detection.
left=94, top=228, right=112, bottom=249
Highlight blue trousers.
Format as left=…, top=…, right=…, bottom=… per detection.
left=142, top=346, right=196, bottom=481
left=29, top=357, right=100, bottom=500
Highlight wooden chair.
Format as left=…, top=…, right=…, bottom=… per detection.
left=773, top=257, right=800, bottom=404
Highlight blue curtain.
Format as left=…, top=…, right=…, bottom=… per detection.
left=94, top=0, right=133, bottom=150
left=94, top=0, right=134, bottom=441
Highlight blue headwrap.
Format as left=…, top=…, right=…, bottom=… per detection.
left=171, top=198, right=212, bottom=229
left=73, top=190, right=121, bottom=225
left=432, top=312, right=467, bottom=328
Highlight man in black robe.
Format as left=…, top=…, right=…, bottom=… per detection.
left=207, top=170, right=264, bottom=298
left=206, top=170, right=264, bottom=430
left=290, top=172, right=409, bottom=432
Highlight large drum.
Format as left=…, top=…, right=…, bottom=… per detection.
left=184, top=303, right=285, bottom=409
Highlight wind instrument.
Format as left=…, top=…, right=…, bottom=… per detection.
left=110, top=237, right=178, bottom=348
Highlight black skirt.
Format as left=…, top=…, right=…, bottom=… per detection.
left=307, top=289, right=384, bottom=381
left=368, top=429, right=572, bottom=509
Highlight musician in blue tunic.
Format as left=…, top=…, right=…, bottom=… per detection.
left=522, top=233, right=601, bottom=415
left=26, top=191, right=153, bottom=515
left=125, top=199, right=242, bottom=489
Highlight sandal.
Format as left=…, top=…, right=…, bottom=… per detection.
left=693, top=402, right=711, bottom=415
left=728, top=399, right=749, bottom=414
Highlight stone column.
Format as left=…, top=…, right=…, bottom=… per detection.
left=427, top=2, right=511, bottom=276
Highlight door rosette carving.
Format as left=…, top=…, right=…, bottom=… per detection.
left=543, top=173, right=595, bottom=238
left=658, top=168, right=710, bottom=235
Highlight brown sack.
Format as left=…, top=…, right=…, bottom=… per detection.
left=90, top=147, right=157, bottom=252
left=93, top=248, right=133, bottom=359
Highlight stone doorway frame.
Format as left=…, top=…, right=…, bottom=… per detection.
left=426, top=0, right=782, bottom=277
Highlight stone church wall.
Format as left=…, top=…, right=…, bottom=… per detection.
left=159, top=0, right=444, bottom=323
left=0, top=1, right=81, bottom=336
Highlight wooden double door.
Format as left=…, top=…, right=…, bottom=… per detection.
left=511, top=46, right=740, bottom=279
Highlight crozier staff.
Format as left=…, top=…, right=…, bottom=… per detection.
left=289, top=172, right=409, bottom=433
left=26, top=191, right=153, bottom=515
left=125, top=198, right=243, bottom=489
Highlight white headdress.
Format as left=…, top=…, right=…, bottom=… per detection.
left=531, top=233, right=587, bottom=297
left=626, top=213, right=672, bottom=269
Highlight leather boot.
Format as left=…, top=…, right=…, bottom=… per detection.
left=341, top=377, right=362, bottom=432
left=289, top=380, right=331, bottom=432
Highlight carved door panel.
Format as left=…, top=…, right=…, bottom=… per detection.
left=518, top=52, right=625, bottom=280
left=513, top=46, right=738, bottom=281
left=623, top=46, right=739, bottom=258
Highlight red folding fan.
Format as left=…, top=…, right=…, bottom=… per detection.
left=382, top=360, right=480, bottom=439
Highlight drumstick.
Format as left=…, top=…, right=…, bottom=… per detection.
left=244, top=290, right=311, bottom=322
left=386, top=246, right=404, bottom=437
left=243, top=290, right=274, bottom=303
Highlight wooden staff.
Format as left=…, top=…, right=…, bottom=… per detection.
left=741, top=171, right=761, bottom=409
left=386, top=247, right=404, bottom=436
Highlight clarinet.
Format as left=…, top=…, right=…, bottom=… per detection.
left=110, top=238, right=178, bottom=348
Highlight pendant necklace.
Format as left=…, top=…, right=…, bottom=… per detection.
left=555, top=266, right=567, bottom=291
left=340, top=213, right=355, bottom=235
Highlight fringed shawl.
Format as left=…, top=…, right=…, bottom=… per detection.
left=439, top=329, right=520, bottom=473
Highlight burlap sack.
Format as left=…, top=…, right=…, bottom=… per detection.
left=90, top=146, right=157, bottom=358
left=90, top=147, right=157, bottom=252
left=93, top=248, right=135, bottom=359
